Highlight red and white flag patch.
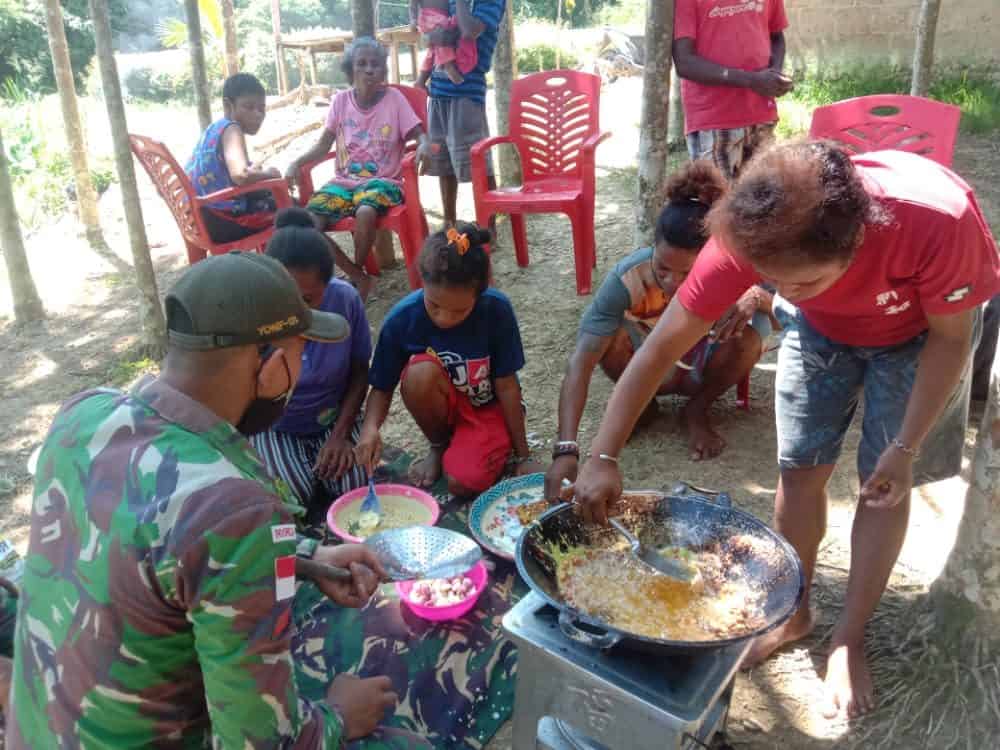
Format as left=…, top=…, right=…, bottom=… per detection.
left=275, top=555, right=296, bottom=601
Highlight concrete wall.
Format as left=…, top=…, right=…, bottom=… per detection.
left=783, top=0, right=999, bottom=69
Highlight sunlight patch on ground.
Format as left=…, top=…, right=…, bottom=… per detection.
left=747, top=649, right=851, bottom=741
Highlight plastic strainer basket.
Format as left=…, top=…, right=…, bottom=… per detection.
left=364, top=526, right=483, bottom=581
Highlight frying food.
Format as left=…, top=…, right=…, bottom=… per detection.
left=552, top=535, right=767, bottom=641
left=514, top=500, right=551, bottom=526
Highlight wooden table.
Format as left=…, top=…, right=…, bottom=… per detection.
left=277, top=25, right=422, bottom=94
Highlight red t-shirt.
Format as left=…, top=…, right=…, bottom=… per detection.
left=677, top=151, right=1000, bottom=347
left=674, top=0, right=789, bottom=134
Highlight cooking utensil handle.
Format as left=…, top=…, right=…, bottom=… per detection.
left=668, top=481, right=732, bottom=508
left=557, top=610, right=621, bottom=650
left=295, top=556, right=353, bottom=582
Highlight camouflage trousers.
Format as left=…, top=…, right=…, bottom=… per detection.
left=293, top=447, right=523, bottom=750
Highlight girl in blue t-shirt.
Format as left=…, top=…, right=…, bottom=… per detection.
left=356, top=222, right=543, bottom=497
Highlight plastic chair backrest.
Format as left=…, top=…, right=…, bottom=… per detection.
left=509, top=70, right=602, bottom=182
left=809, top=94, right=961, bottom=167
left=129, top=133, right=205, bottom=244
left=388, top=83, right=429, bottom=130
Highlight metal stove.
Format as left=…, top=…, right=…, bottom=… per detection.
left=502, top=593, right=748, bottom=750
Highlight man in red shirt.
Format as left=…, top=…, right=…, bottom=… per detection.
left=571, top=142, right=1000, bottom=720
left=673, top=0, right=794, bottom=178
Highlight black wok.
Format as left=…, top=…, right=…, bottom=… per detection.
left=514, top=482, right=805, bottom=655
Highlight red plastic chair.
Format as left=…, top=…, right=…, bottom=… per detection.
left=809, top=94, right=961, bottom=167
left=296, top=84, right=430, bottom=290
left=470, top=70, right=611, bottom=295
left=129, top=133, right=293, bottom=265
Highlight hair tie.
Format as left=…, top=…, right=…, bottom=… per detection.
left=446, top=227, right=470, bottom=256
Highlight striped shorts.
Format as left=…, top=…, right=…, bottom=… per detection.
left=686, top=123, right=776, bottom=180
left=250, top=417, right=368, bottom=511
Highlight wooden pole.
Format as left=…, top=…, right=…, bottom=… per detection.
left=494, top=8, right=520, bottom=187
left=0, top=128, right=45, bottom=323
left=634, top=0, right=675, bottom=247
left=910, top=0, right=942, bottom=97
left=271, top=0, right=289, bottom=95
left=221, top=0, right=240, bottom=76
left=668, top=65, right=685, bottom=148
left=88, top=0, right=167, bottom=358
left=43, top=0, right=105, bottom=247
left=183, top=0, right=213, bottom=130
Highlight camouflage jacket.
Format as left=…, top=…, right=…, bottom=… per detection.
left=8, top=377, right=342, bottom=749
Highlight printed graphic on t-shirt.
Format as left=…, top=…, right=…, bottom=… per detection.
left=338, top=118, right=396, bottom=180
left=709, top=0, right=765, bottom=19
left=437, top=350, right=494, bottom=406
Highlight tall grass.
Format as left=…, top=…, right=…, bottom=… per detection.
left=778, top=65, right=1000, bottom=136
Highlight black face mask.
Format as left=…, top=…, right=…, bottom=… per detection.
left=237, top=345, right=295, bottom=436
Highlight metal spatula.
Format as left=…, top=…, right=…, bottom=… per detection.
left=609, top=518, right=697, bottom=584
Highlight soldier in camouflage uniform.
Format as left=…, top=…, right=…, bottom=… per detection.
left=8, top=253, right=429, bottom=749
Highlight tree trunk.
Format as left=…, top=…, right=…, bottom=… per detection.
left=352, top=0, right=377, bottom=39
left=43, top=0, right=106, bottom=248
left=271, top=0, right=289, bottom=94
left=633, top=0, right=675, bottom=247
left=910, top=0, right=942, bottom=97
left=221, top=0, right=239, bottom=76
left=0, top=129, right=45, bottom=324
left=494, top=8, right=520, bottom=187
left=667, top=65, right=685, bottom=148
left=183, top=0, right=212, bottom=130
left=88, top=0, right=167, bottom=359
left=930, top=346, right=1000, bottom=643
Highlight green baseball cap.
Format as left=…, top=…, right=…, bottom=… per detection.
left=165, top=252, right=350, bottom=350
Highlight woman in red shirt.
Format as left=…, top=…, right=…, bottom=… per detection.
left=572, top=141, right=999, bottom=720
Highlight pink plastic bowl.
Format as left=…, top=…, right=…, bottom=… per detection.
left=395, top=561, right=489, bottom=622
left=326, top=483, right=440, bottom=543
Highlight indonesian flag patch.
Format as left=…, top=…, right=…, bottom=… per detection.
left=275, top=555, right=296, bottom=601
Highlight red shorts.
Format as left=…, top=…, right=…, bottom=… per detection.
left=402, top=354, right=510, bottom=494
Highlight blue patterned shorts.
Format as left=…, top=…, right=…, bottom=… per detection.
left=773, top=298, right=981, bottom=484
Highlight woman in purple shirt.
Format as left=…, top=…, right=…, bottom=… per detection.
left=251, top=208, right=373, bottom=519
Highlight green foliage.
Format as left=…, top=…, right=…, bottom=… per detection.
left=516, top=42, right=579, bottom=74
left=105, top=354, right=158, bottom=387
left=0, top=0, right=128, bottom=98
left=515, top=0, right=623, bottom=28
left=122, top=50, right=226, bottom=103
left=782, top=65, right=1000, bottom=136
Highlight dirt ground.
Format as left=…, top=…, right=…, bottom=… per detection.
left=1, top=77, right=998, bottom=748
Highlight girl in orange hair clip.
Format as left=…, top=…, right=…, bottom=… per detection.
left=356, top=221, right=543, bottom=497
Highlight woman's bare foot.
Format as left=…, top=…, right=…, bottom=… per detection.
left=741, top=608, right=816, bottom=669
left=822, top=639, right=874, bottom=719
left=408, top=444, right=445, bottom=488
left=683, top=400, right=726, bottom=461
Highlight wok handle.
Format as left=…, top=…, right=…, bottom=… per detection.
left=668, top=481, right=732, bottom=508
left=557, top=610, right=622, bottom=650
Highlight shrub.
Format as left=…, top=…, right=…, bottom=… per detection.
left=516, top=43, right=580, bottom=74
left=0, top=0, right=127, bottom=98
left=121, top=50, right=225, bottom=104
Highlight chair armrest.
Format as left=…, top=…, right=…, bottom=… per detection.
left=470, top=135, right=517, bottom=198
left=581, top=131, right=612, bottom=154
left=297, top=152, right=339, bottom=205
left=469, top=134, right=515, bottom=160
left=581, top=131, right=611, bottom=193
left=197, top=178, right=294, bottom=210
